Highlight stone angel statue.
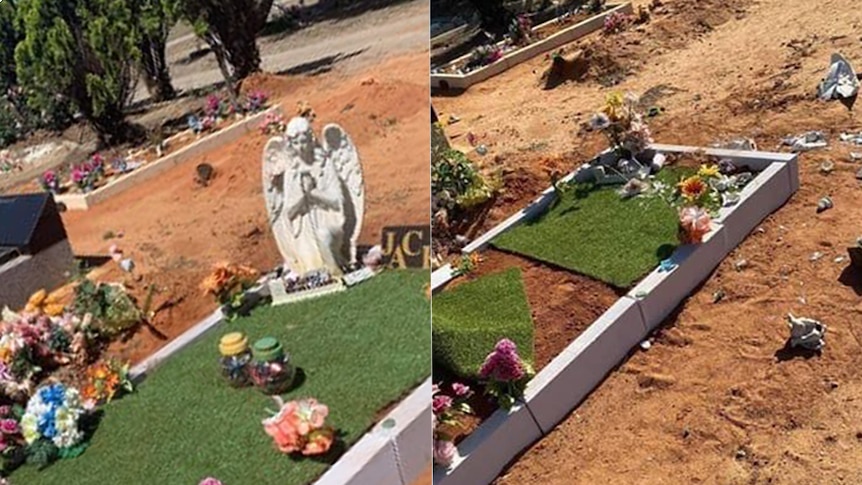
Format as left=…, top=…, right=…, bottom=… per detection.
left=262, top=116, right=364, bottom=275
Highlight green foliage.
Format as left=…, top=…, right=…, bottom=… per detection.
left=0, top=103, right=19, bottom=147
left=493, top=170, right=688, bottom=288
left=432, top=268, right=535, bottom=380
left=72, top=280, right=142, bottom=337
left=24, top=440, right=57, bottom=470
left=14, top=0, right=141, bottom=143
left=10, top=270, right=429, bottom=484
left=432, top=149, right=498, bottom=214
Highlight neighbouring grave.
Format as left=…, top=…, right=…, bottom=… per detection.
left=0, top=193, right=75, bottom=309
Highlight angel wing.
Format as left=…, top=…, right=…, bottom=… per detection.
left=262, top=136, right=289, bottom=225
left=262, top=136, right=303, bottom=270
left=322, top=124, right=364, bottom=263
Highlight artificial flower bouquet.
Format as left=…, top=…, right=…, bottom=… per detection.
left=478, top=339, right=533, bottom=411
left=590, top=91, right=653, bottom=159
left=200, top=263, right=260, bottom=319
left=80, top=359, right=133, bottom=409
left=70, top=153, right=105, bottom=193
left=647, top=161, right=752, bottom=244
left=244, top=90, right=268, bottom=113
left=39, top=171, right=59, bottom=194
left=259, top=111, right=286, bottom=135
left=0, top=312, right=93, bottom=402
left=432, top=382, right=473, bottom=468
left=262, top=397, right=335, bottom=456
left=20, top=383, right=89, bottom=467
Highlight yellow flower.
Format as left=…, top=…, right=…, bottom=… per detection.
left=698, top=164, right=720, bottom=178
left=678, top=176, right=707, bottom=202
left=603, top=92, right=625, bottom=121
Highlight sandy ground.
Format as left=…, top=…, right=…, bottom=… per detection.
left=59, top=20, right=429, bottom=363
left=434, top=0, right=862, bottom=483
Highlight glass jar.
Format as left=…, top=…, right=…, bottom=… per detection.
left=218, top=332, right=252, bottom=388
left=249, top=337, right=295, bottom=395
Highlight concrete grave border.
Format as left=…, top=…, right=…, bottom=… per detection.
left=127, top=273, right=431, bottom=485
left=431, top=144, right=797, bottom=485
left=430, top=3, right=633, bottom=91
left=55, top=106, right=282, bottom=211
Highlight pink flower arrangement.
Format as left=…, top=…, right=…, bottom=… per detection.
left=0, top=405, right=24, bottom=454
left=262, top=397, right=335, bottom=456
left=433, top=439, right=456, bottom=468
left=432, top=382, right=472, bottom=468
left=198, top=478, right=223, bottom=485
left=478, top=339, right=532, bottom=410
left=40, top=170, right=59, bottom=193
left=205, top=94, right=222, bottom=118
left=603, top=11, right=631, bottom=34
left=678, top=206, right=712, bottom=245
left=259, top=112, right=285, bottom=135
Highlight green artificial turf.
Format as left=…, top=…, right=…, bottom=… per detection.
left=432, top=268, right=534, bottom=380
left=13, top=270, right=430, bottom=485
left=492, top=170, right=692, bottom=288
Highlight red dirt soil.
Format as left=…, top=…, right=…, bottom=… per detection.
left=435, top=0, right=862, bottom=483
left=61, top=52, right=430, bottom=364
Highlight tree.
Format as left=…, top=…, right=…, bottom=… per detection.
left=467, top=0, right=514, bottom=37
left=137, top=0, right=179, bottom=102
left=0, top=1, right=21, bottom=92
left=15, top=0, right=143, bottom=145
left=177, top=0, right=275, bottom=94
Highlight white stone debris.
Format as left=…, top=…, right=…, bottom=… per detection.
left=839, top=132, right=862, bottom=145
left=782, top=131, right=827, bottom=152
left=818, top=53, right=859, bottom=101
left=786, top=313, right=826, bottom=351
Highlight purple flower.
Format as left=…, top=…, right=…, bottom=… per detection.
left=478, top=339, right=526, bottom=382
left=451, top=383, right=471, bottom=397
left=198, top=478, right=223, bottom=485
left=0, top=419, right=18, bottom=435
left=432, top=395, right=453, bottom=415
left=433, top=439, right=456, bottom=468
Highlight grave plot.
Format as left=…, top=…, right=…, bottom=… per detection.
left=31, top=92, right=277, bottom=211
left=8, top=270, right=429, bottom=485
left=430, top=3, right=632, bottom=91
left=431, top=96, right=798, bottom=485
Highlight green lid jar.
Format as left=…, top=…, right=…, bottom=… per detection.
left=252, top=337, right=284, bottom=362
left=250, top=337, right=294, bottom=395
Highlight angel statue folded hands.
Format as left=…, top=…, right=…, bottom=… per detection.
left=263, top=116, right=364, bottom=275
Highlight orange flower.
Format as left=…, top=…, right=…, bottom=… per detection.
left=678, top=176, right=707, bottom=202
left=303, top=427, right=335, bottom=456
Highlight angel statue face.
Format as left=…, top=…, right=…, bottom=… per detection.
left=285, top=117, right=315, bottom=163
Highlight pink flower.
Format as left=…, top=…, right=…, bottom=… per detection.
left=451, top=383, right=471, bottom=397
left=0, top=419, right=18, bottom=434
left=432, top=395, right=453, bottom=415
left=433, top=439, right=456, bottom=467
left=478, top=339, right=526, bottom=382
left=198, top=478, right=223, bottom=485
left=0, top=406, right=11, bottom=417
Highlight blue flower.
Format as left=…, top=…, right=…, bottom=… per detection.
left=39, top=384, right=66, bottom=407
left=37, top=411, right=57, bottom=438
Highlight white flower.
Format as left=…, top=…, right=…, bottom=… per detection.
left=20, top=413, right=38, bottom=444
left=52, top=427, right=82, bottom=449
